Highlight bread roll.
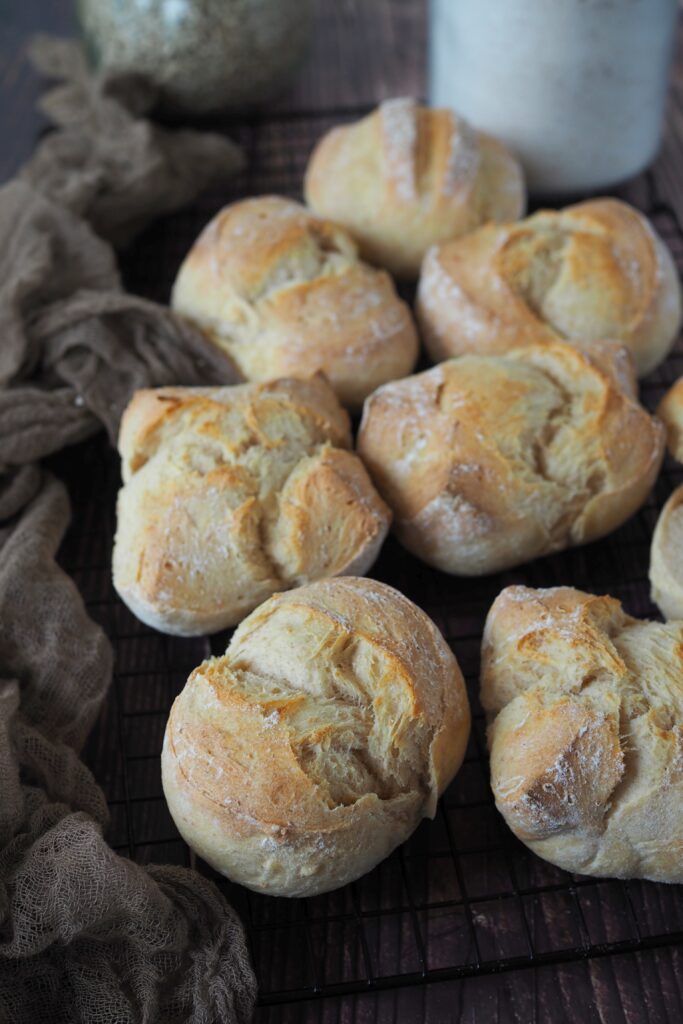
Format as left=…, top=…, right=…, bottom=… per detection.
left=357, top=340, right=664, bottom=575
left=113, top=375, right=390, bottom=636
left=657, top=377, right=683, bottom=461
left=170, top=195, right=418, bottom=410
left=650, top=483, right=683, bottom=620
left=304, top=97, right=525, bottom=279
left=417, top=198, right=681, bottom=376
left=161, top=577, right=471, bottom=897
left=482, top=585, right=683, bottom=884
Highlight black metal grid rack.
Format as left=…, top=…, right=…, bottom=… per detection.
left=51, top=109, right=683, bottom=1011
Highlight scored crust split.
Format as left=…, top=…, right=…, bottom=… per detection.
left=482, top=585, right=683, bottom=884
left=305, top=97, right=525, bottom=279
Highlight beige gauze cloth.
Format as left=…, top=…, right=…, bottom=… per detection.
left=0, top=37, right=257, bottom=1024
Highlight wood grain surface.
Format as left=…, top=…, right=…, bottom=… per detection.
left=3, top=2, right=683, bottom=1022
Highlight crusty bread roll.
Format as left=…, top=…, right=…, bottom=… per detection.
left=304, top=97, right=525, bottom=279
left=113, top=375, right=390, bottom=636
left=650, top=483, right=683, bottom=620
left=161, top=577, right=471, bottom=897
left=170, top=195, right=419, bottom=410
left=417, top=198, right=682, bottom=376
left=657, top=377, right=683, bottom=460
left=482, top=585, right=683, bottom=884
left=357, top=340, right=664, bottom=575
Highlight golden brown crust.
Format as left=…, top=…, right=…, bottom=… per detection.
left=657, top=377, right=683, bottom=461
left=113, top=376, right=391, bottom=635
left=170, top=195, right=419, bottom=410
left=161, top=577, right=471, bottom=896
left=357, top=341, right=664, bottom=575
left=304, top=98, right=525, bottom=279
left=650, top=483, right=683, bottom=620
left=482, top=585, right=683, bottom=883
left=416, top=198, right=682, bottom=376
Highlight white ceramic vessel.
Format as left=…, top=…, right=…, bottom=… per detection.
left=429, top=0, right=678, bottom=197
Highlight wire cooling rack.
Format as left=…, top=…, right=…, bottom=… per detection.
left=51, top=109, right=683, bottom=1011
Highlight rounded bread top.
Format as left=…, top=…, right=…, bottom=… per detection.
left=357, top=340, right=664, bottom=574
left=113, top=375, right=391, bottom=634
left=650, top=483, right=683, bottom=621
left=417, top=198, right=682, bottom=375
left=162, top=577, right=471, bottom=895
left=305, top=97, right=525, bottom=278
left=657, top=376, right=683, bottom=461
left=170, top=195, right=418, bottom=409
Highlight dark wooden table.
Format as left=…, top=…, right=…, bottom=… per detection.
left=2, top=2, right=683, bottom=1021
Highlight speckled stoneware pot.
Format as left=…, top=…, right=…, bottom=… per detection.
left=77, top=0, right=314, bottom=115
